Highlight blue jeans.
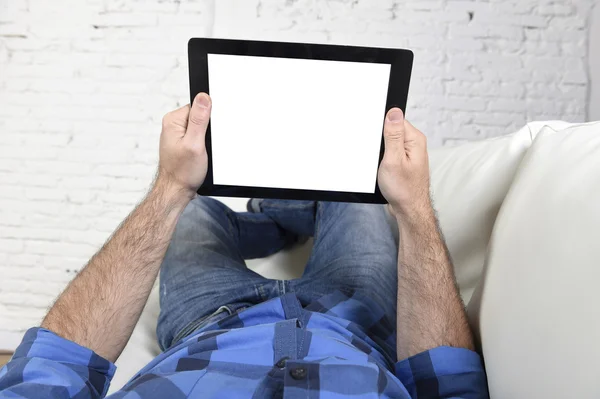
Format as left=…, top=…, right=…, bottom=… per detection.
left=157, top=197, right=399, bottom=351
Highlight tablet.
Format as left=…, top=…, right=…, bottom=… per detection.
left=188, top=38, right=413, bottom=204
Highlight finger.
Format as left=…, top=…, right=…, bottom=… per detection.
left=382, top=108, right=406, bottom=161
left=404, top=120, right=427, bottom=149
left=162, top=105, right=191, bottom=131
left=186, top=92, right=212, bottom=139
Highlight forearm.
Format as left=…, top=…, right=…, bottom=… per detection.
left=395, top=205, right=475, bottom=360
left=42, top=180, right=190, bottom=362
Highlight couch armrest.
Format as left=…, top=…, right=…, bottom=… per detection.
left=467, top=121, right=600, bottom=399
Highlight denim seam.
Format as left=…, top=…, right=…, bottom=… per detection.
left=280, top=280, right=286, bottom=295
left=235, top=215, right=274, bottom=223
left=303, top=202, right=323, bottom=270
left=258, top=284, right=267, bottom=302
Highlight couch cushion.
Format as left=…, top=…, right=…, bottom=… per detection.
left=467, top=121, right=600, bottom=399
left=429, top=126, right=533, bottom=303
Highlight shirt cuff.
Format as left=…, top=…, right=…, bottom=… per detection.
left=395, top=346, right=489, bottom=398
left=14, top=327, right=116, bottom=393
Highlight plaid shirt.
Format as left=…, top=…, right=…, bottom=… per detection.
left=0, top=291, right=488, bottom=398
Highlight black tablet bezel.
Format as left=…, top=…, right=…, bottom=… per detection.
left=188, top=38, right=413, bottom=204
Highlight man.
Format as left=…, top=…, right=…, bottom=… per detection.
left=0, top=93, right=488, bottom=398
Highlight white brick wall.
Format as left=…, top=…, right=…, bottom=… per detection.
left=0, top=0, right=594, bottom=342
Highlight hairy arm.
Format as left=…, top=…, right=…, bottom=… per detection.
left=378, top=108, right=474, bottom=360
left=395, top=207, right=474, bottom=359
left=41, top=181, right=188, bottom=362
left=41, top=93, right=212, bottom=363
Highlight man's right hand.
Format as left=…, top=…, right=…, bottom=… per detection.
left=377, top=108, right=432, bottom=220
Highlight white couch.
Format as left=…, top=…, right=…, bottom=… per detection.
left=112, top=120, right=600, bottom=398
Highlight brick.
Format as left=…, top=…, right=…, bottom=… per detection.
left=446, top=61, right=483, bottom=82
left=4, top=78, right=30, bottom=91
left=91, top=13, right=157, bottom=28
left=440, top=96, right=487, bottom=112
left=4, top=64, right=77, bottom=79
left=0, top=146, right=59, bottom=160
left=179, top=0, right=214, bottom=13
left=449, top=24, right=489, bottom=38
left=61, top=230, right=109, bottom=246
left=24, top=240, right=97, bottom=258
left=22, top=133, right=72, bottom=147
left=6, top=254, right=43, bottom=266
left=0, top=292, right=54, bottom=308
left=487, top=25, right=524, bottom=41
left=82, top=66, right=159, bottom=82
left=0, top=226, right=60, bottom=241
left=29, top=78, right=99, bottom=94
left=0, top=211, right=23, bottom=226
left=60, top=176, right=111, bottom=189
left=24, top=213, right=90, bottom=231
left=445, top=38, right=484, bottom=51
left=57, top=148, right=134, bottom=164
left=523, top=41, right=561, bottom=56
left=104, top=53, right=174, bottom=68
left=0, top=104, right=31, bottom=117
left=7, top=52, right=33, bottom=64
left=65, top=189, right=98, bottom=204
left=133, top=151, right=158, bottom=165
left=22, top=161, right=93, bottom=176
left=0, top=186, right=25, bottom=200
left=488, top=98, right=528, bottom=112
left=537, top=4, right=574, bottom=16
left=158, top=14, right=211, bottom=27
left=0, top=173, right=60, bottom=188
left=25, top=187, right=66, bottom=201
left=0, top=22, right=28, bottom=37
left=98, top=191, right=141, bottom=205
left=542, top=27, right=585, bottom=43
left=443, top=138, right=472, bottom=147
left=5, top=92, right=71, bottom=106
left=513, top=15, right=550, bottom=28
left=108, top=177, right=152, bottom=192
left=94, top=164, right=155, bottom=179
left=0, top=239, right=24, bottom=254
left=473, top=112, right=516, bottom=126
left=404, top=0, right=444, bottom=11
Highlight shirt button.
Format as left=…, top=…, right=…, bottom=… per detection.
left=275, top=357, right=289, bottom=369
left=289, top=367, right=307, bottom=380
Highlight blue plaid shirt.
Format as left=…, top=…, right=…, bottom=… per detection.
left=0, top=291, right=488, bottom=398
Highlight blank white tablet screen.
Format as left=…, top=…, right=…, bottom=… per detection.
left=208, top=54, right=391, bottom=193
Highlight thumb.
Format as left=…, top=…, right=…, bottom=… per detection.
left=186, top=92, right=212, bottom=140
left=382, top=108, right=406, bottom=161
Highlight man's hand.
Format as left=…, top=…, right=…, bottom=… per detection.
left=157, top=92, right=212, bottom=199
left=377, top=108, right=431, bottom=219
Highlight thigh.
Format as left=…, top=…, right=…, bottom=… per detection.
left=157, top=196, right=267, bottom=350
left=292, top=202, right=399, bottom=322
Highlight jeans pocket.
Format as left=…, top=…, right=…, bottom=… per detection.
left=171, top=305, right=232, bottom=345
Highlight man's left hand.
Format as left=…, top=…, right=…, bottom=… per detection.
left=156, top=92, right=212, bottom=200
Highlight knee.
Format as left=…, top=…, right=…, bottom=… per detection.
left=184, top=196, right=228, bottom=221
left=175, top=196, right=233, bottom=236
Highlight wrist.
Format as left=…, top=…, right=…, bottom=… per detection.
left=150, top=177, right=194, bottom=211
left=391, top=200, right=434, bottom=225
left=394, top=206, right=439, bottom=240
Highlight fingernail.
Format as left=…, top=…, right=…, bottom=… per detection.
left=195, top=93, right=210, bottom=109
left=388, top=109, right=404, bottom=123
